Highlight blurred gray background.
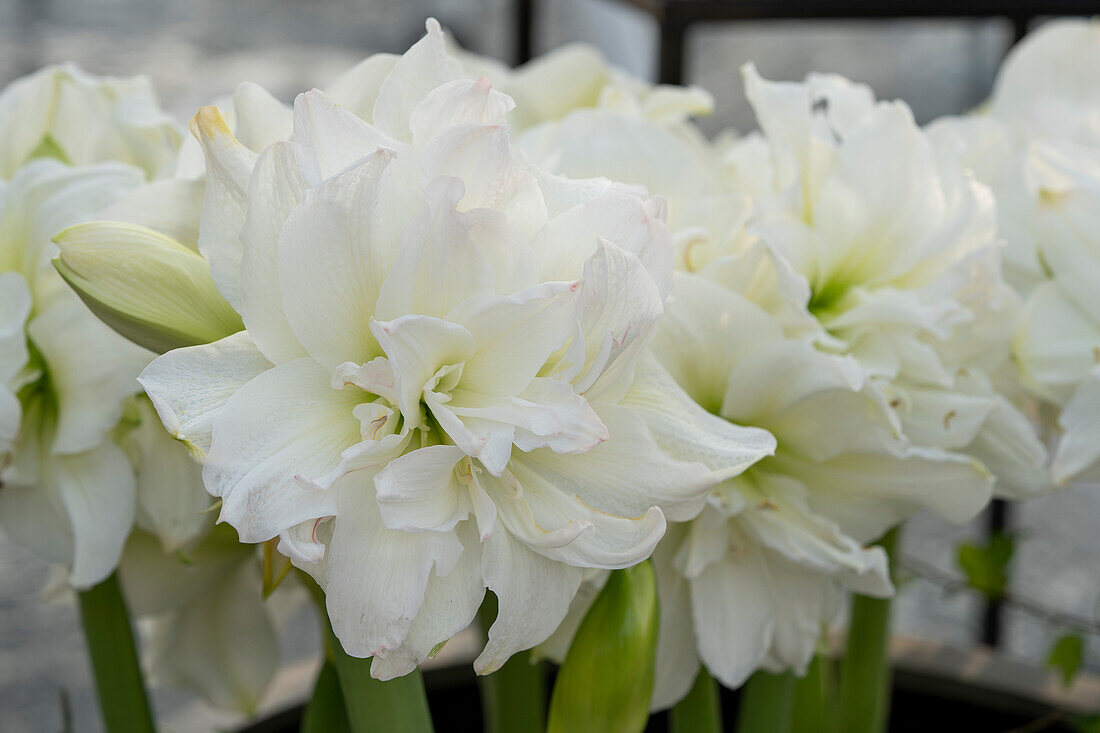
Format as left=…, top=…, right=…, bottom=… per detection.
left=1, top=1, right=1097, bottom=731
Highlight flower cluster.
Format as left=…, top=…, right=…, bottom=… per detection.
left=1, top=14, right=1094, bottom=725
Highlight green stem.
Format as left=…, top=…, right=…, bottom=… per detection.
left=300, top=661, right=351, bottom=733
left=477, top=593, right=547, bottom=733
left=670, top=668, right=722, bottom=733
left=299, top=571, right=434, bottom=733
left=324, top=614, right=434, bottom=733
left=736, top=671, right=795, bottom=733
left=78, top=572, right=156, bottom=733
left=791, top=655, right=834, bottom=733
left=837, top=527, right=900, bottom=733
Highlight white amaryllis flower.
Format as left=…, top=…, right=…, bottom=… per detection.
left=536, top=261, right=995, bottom=707
left=518, top=63, right=1030, bottom=705
left=0, top=64, right=182, bottom=180
left=693, top=67, right=1047, bottom=500
left=0, top=158, right=151, bottom=587
left=929, top=20, right=1100, bottom=485
left=138, top=20, right=774, bottom=680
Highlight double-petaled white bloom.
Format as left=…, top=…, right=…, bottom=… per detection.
left=514, top=59, right=1036, bottom=706
left=929, top=20, right=1100, bottom=485
left=727, top=66, right=1048, bottom=499
left=139, top=20, right=774, bottom=680
left=0, top=64, right=181, bottom=181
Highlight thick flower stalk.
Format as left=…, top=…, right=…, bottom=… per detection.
left=138, top=19, right=774, bottom=681
left=929, top=19, right=1100, bottom=485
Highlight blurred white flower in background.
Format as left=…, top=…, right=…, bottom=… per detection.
left=928, top=19, right=1100, bottom=485
left=509, top=46, right=1048, bottom=707
left=0, top=64, right=182, bottom=181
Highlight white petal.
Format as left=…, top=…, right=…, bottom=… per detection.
left=775, top=446, right=993, bottom=543
left=373, top=177, right=494, bottom=321
left=371, top=522, right=485, bottom=680
left=146, top=559, right=278, bottom=715
left=690, top=533, right=775, bottom=688
left=292, top=90, right=395, bottom=187
left=29, top=290, right=148, bottom=455
left=139, top=331, right=272, bottom=458
left=55, top=443, right=136, bottom=588
left=491, top=460, right=667, bottom=569
left=1052, top=370, right=1100, bottom=485
left=531, top=193, right=673, bottom=295
left=370, top=314, right=475, bottom=429
left=128, top=398, right=211, bottom=553
left=1016, top=282, right=1100, bottom=404
left=232, top=81, right=293, bottom=152
left=420, top=125, right=547, bottom=236
left=475, top=526, right=582, bottom=674
left=450, top=282, right=576, bottom=396
left=557, top=240, right=664, bottom=401
left=516, top=399, right=721, bottom=523
left=203, top=358, right=362, bottom=541
left=374, top=445, right=467, bottom=532
left=238, top=141, right=307, bottom=364
left=192, top=107, right=257, bottom=310
left=324, top=477, right=464, bottom=657
left=620, top=355, right=776, bottom=494
left=277, top=150, right=396, bottom=369
left=371, top=18, right=462, bottom=141
left=409, top=77, right=515, bottom=146
left=650, top=530, right=702, bottom=711
left=325, top=53, right=399, bottom=122
left=654, top=272, right=784, bottom=414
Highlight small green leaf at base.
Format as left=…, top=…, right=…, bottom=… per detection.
left=956, top=532, right=1015, bottom=600
left=1048, top=633, right=1085, bottom=687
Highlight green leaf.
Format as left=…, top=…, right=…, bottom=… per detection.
left=1048, top=634, right=1085, bottom=687
left=956, top=532, right=1015, bottom=600
left=548, top=561, right=659, bottom=733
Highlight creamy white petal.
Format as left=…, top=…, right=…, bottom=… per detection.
left=192, top=107, right=257, bottom=310
left=409, top=77, right=514, bottom=147
left=139, top=331, right=272, bottom=458
left=373, top=177, right=494, bottom=321
left=374, top=445, right=467, bottom=532
left=475, top=526, right=582, bottom=674
left=1052, top=370, right=1100, bottom=485
left=28, top=290, right=148, bottom=455
left=238, top=141, right=307, bottom=364
left=370, top=314, right=475, bottom=429
left=324, top=476, right=464, bottom=658
left=291, top=90, right=395, bottom=187
left=371, top=522, right=484, bottom=680
left=203, top=358, right=363, bottom=541
left=277, top=150, right=396, bottom=370
left=491, top=461, right=667, bottom=569
left=371, top=18, right=462, bottom=142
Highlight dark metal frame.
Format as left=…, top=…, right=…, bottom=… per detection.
left=516, top=0, right=1100, bottom=649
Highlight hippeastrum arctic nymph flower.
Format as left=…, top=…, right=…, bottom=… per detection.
left=928, top=20, right=1100, bottom=485
left=138, top=19, right=774, bottom=680
left=0, top=64, right=182, bottom=181
left=534, top=260, right=995, bottom=707
left=0, top=158, right=153, bottom=587
left=702, top=66, right=1048, bottom=500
